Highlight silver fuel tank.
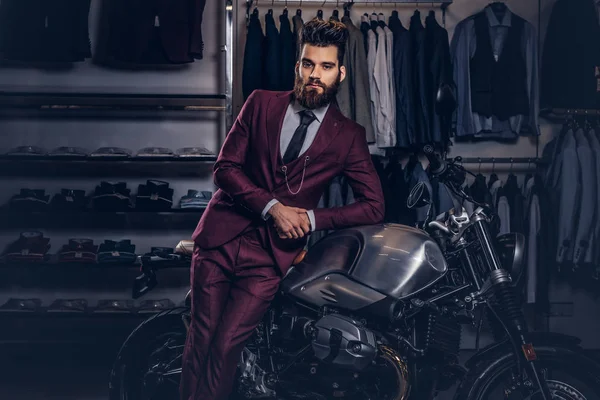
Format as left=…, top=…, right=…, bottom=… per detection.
left=281, top=224, right=448, bottom=310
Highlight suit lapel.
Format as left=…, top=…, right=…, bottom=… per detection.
left=267, top=91, right=294, bottom=179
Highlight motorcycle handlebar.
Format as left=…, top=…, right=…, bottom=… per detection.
left=423, top=145, right=446, bottom=176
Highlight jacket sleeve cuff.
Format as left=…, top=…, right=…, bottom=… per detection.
left=261, top=199, right=280, bottom=220
left=307, top=210, right=316, bottom=232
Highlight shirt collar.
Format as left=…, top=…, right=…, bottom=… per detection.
left=291, top=99, right=330, bottom=122
left=485, top=5, right=512, bottom=27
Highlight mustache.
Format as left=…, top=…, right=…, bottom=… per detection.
left=305, top=79, right=325, bottom=88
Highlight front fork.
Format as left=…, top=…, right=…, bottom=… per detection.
left=472, top=218, right=553, bottom=400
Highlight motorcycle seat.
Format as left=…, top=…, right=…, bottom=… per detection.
left=175, top=240, right=194, bottom=256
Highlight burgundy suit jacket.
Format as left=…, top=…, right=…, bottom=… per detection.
left=192, top=90, right=385, bottom=275
left=107, top=0, right=206, bottom=64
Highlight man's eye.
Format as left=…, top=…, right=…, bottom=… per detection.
left=303, top=62, right=312, bottom=68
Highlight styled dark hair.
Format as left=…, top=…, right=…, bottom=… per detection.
left=300, top=18, right=349, bottom=65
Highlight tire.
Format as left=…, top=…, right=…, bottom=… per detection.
left=108, top=307, right=189, bottom=400
left=455, top=344, right=600, bottom=400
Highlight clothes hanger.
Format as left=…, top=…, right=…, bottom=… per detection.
left=331, top=1, right=340, bottom=22
left=282, top=0, right=288, bottom=15
left=296, top=0, right=302, bottom=17
left=489, top=1, right=507, bottom=21
left=317, top=0, right=326, bottom=20
left=343, top=3, right=351, bottom=18
left=489, top=1, right=507, bottom=11
left=268, top=0, right=274, bottom=16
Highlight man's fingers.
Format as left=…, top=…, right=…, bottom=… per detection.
left=293, top=226, right=305, bottom=238
left=299, top=220, right=310, bottom=234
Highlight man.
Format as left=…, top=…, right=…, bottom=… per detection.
left=180, top=19, right=385, bottom=400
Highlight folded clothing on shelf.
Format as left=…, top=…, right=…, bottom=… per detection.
left=179, top=190, right=211, bottom=209
left=95, top=299, right=135, bottom=313
left=0, top=298, right=42, bottom=312
left=140, top=246, right=190, bottom=268
left=176, top=147, right=215, bottom=158
left=97, top=239, right=137, bottom=264
left=92, top=181, right=132, bottom=211
left=175, top=240, right=194, bottom=257
left=58, top=239, right=98, bottom=264
left=48, top=147, right=89, bottom=157
left=90, top=147, right=132, bottom=158
left=138, top=299, right=176, bottom=313
left=9, top=189, right=50, bottom=211
left=51, top=189, right=89, bottom=211
left=2, top=231, right=51, bottom=263
left=5, top=146, right=47, bottom=156
left=136, top=180, right=173, bottom=211
left=136, top=147, right=174, bottom=157
left=47, top=299, right=88, bottom=313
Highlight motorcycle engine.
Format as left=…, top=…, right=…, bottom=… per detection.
left=311, top=314, right=377, bottom=371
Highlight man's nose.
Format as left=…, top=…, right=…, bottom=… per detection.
left=310, top=67, right=322, bottom=79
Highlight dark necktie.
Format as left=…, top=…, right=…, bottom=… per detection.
left=283, top=110, right=317, bottom=164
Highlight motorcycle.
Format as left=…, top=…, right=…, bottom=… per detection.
left=108, top=148, right=600, bottom=400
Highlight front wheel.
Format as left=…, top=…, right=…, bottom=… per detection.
left=455, top=345, right=600, bottom=400
left=108, top=308, right=189, bottom=400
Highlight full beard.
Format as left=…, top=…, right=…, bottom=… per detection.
left=293, top=73, right=341, bottom=109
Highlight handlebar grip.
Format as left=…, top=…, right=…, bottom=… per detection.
left=423, top=145, right=445, bottom=175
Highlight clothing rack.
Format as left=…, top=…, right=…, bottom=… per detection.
left=550, top=109, right=600, bottom=116
left=246, top=0, right=453, bottom=25
left=449, top=157, right=550, bottom=165
left=0, top=0, right=234, bottom=130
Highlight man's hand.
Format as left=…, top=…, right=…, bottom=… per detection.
left=269, top=203, right=310, bottom=239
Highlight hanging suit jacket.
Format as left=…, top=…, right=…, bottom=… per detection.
left=192, top=90, right=385, bottom=276
left=451, top=5, right=539, bottom=139
left=587, top=130, right=600, bottom=270
left=0, top=0, right=91, bottom=62
left=409, top=13, right=426, bottom=144
left=388, top=13, right=414, bottom=148
left=416, top=13, right=454, bottom=147
left=336, top=16, right=375, bottom=144
left=243, top=11, right=265, bottom=100
left=264, top=11, right=282, bottom=91
left=555, top=129, right=581, bottom=264
left=573, top=129, right=597, bottom=265
left=374, top=23, right=396, bottom=148
left=279, top=12, right=296, bottom=91
left=105, top=0, right=206, bottom=64
left=541, top=0, right=600, bottom=110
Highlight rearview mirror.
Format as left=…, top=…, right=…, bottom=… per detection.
left=407, top=181, right=432, bottom=209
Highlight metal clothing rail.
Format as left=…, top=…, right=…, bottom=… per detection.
left=448, top=157, right=550, bottom=165
left=549, top=109, right=600, bottom=116
left=250, top=0, right=452, bottom=4
left=246, top=0, right=453, bottom=24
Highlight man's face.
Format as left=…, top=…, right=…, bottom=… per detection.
left=294, top=44, right=346, bottom=109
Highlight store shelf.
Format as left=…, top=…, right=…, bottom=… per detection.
left=0, top=91, right=226, bottom=108
left=0, top=261, right=189, bottom=289
left=0, top=156, right=216, bottom=177
left=0, top=209, right=205, bottom=230
left=0, top=91, right=226, bottom=119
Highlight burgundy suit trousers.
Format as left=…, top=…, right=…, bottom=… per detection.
left=179, top=226, right=280, bottom=400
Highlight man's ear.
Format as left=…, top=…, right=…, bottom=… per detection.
left=339, top=65, right=347, bottom=83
